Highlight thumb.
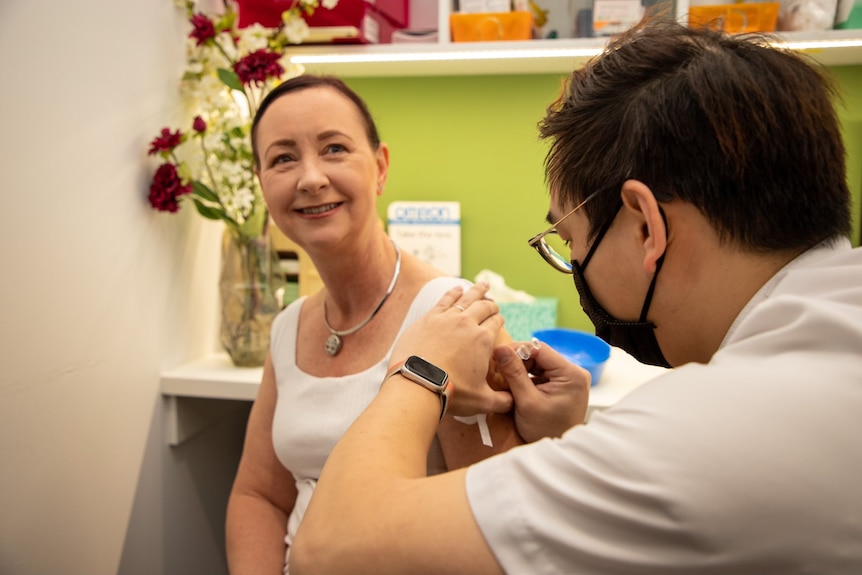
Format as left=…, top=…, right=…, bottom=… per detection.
left=484, top=389, right=514, bottom=415
left=492, top=345, right=538, bottom=405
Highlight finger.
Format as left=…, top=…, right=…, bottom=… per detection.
left=492, top=345, right=539, bottom=405
left=433, top=286, right=465, bottom=313
left=477, top=306, right=503, bottom=330
left=455, top=282, right=491, bottom=308
left=454, top=296, right=500, bottom=327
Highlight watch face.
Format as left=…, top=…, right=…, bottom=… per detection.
left=405, top=356, right=447, bottom=387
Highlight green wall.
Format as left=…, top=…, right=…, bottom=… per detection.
left=347, top=68, right=862, bottom=332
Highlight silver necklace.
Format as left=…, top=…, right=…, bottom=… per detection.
left=322, top=241, right=401, bottom=356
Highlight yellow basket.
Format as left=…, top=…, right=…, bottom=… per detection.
left=450, top=11, right=533, bottom=42
left=688, top=3, right=780, bottom=33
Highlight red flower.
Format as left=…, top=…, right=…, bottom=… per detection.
left=148, top=163, right=192, bottom=213
left=192, top=115, right=207, bottom=133
left=148, top=128, right=183, bottom=155
left=234, top=49, right=284, bottom=87
left=189, top=13, right=217, bottom=46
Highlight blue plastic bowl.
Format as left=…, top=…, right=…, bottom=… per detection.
left=531, top=329, right=611, bottom=386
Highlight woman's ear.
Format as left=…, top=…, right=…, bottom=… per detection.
left=376, top=143, right=390, bottom=196
left=620, top=179, right=667, bottom=274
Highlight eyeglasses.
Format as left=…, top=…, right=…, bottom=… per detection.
left=527, top=190, right=601, bottom=274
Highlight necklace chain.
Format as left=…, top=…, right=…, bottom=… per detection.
left=323, top=240, right=401, bottom=356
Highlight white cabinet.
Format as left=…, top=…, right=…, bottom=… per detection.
left=289, top=0, right=862, bottom=76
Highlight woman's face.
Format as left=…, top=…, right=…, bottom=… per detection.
left=255, top=86, right=388, bottom=251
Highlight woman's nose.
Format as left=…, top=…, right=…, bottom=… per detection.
left=296, top=158, right=328, bottom=194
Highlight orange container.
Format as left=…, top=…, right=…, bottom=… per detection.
left=450, top=11, right=533, bottom=42
left=688, top=2, right=780, bottom=33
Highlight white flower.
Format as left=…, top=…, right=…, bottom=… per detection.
left=186, top=60, right=204, bottom=75
left=152, top=0, right=331, bottom=236
left=223, top=185, right=257, bottom=223
left=283, top=14, right=311, bottom=44
left=214, top=34, right=238, bottom=64
left=278, top=56, right=306, bottom=80
left=236, top=23, right=270, bottom=53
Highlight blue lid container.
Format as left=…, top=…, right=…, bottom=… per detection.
left=531, top=328, right=611, bottom=386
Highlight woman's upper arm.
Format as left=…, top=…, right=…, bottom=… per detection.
left=231, top=352, right=297, bottom=512
left=437, top=329, right=524, bottom=469
left=437, top=411, right=524, bottom=469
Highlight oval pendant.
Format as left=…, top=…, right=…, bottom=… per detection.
left=325, top=333, right=342, bottom=356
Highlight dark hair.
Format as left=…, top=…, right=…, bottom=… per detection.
left=251, top=74, right=381, bottom=168
left=540, top=17, right=852, bottom=251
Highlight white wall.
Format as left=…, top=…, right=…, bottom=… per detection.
left=0, top=1, right=231, bottom=573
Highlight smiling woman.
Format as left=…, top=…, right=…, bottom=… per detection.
left=144, top=1, right=346, bottom=367
left=224, top=74, right=526, bottom=574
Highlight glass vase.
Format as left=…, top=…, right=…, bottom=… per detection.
left=219, top=227, right=284, bottom=367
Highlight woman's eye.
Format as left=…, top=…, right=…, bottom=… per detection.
left=272, top=153, right=294, bottom=166
left=325, top=143, right=347, bottom=154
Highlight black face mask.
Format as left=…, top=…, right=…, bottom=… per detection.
left=571, top=207, right=671, bottom=368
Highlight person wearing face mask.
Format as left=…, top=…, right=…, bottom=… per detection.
left=529, top=191, right=672, bottom=368
left=288, top=16, right=862, bottom=575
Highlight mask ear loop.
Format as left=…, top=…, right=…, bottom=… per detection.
left=638, top=206, right=668, bottom=323
left=580, top=201, right=623, bottom=269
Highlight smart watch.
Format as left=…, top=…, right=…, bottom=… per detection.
left=386, top=355, right=452, bottom=421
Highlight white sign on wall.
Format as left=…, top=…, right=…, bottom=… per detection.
left=387, top=201, right=461, bottom=277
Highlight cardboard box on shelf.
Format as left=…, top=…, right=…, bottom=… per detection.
left=304, top=0, right=404, bottom=43
left=388, top=0, right=439, bottom=41
left=366, top=0, right=409, bottom=27
left=236, top=0, right=403, bottom=43
left=236, top=0, right=345, bottom=27
left=407, top=0, right=438, bottom=30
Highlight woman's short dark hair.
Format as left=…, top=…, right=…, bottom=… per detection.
left=540, top=17, right=852, bottom=251
left=251, top=74, right=381, bottom=168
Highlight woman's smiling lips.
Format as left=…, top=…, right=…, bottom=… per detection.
left=296, top=202, right=342, bottom=217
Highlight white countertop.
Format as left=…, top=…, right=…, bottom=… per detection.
left=585, top=348, right=669, bottom=417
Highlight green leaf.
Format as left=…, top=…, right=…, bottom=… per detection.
left=192, top=180, right=219, bottom=203
left=238, top=205, right=267, bottom=238
left=192, top=198, right=225, bottom=221
left=218, top=68, right=243, bottom=92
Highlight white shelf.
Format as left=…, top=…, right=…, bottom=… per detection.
left=289, top=30, right=862, bottom=77
left=160, top=355, right=262, bottom=445
left=159, top=348, right=667, bottom=443
left=161, top=354, right=262, bottom=401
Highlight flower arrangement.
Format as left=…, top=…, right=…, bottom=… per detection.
left=146, top=0, right=339, bottom=240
